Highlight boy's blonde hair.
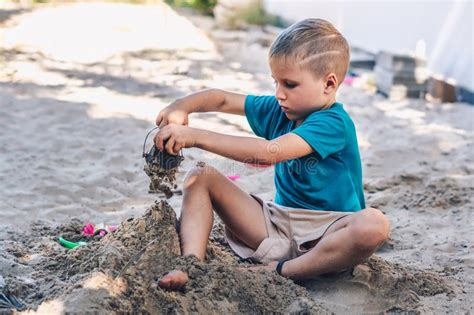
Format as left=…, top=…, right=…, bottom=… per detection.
left=269, top=18, right=350, bottom=86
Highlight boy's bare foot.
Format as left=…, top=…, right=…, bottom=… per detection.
left=158, top=270, right=189, bottom=291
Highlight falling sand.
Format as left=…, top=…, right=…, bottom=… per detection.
left=143, top=144, right=184, bottom=199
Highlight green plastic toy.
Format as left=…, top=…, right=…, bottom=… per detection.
left=58, top=236, right=87, bottom=249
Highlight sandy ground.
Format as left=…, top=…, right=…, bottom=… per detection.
left=0, top=2, right=472, bottom=314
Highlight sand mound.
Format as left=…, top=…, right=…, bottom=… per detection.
left=1, top=200, right=458, bottom=314
left=1, top=201, right=326, bottom=313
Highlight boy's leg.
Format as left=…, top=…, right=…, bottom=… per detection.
left=274, top=208, right=390, bottom=280
left=159, top=163, right=267, bottom=290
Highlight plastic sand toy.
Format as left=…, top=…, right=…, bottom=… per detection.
left=58, top=236, right=87, bottom=249
left=142, top=126, right=184, bottom=198
left=82, top=223, right=117, bottom=237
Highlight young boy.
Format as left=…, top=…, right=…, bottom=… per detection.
left=155, top=18, right=390, bottom=290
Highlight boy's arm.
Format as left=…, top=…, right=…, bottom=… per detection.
left=155, top=124, right=314, bottom=164
left=198, top=132, right=313, bottom=164
left=156, top=89, right=246, bottom=127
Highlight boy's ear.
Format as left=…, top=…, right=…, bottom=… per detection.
left=324, top=73, right=338, bottom=93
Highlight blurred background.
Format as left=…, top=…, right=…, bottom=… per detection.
left=265, top=0, right=473, bottom=103
left=2, top=0, right=473, bottom=103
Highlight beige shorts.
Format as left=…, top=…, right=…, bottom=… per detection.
left=225, top=194, right=351, bottom=264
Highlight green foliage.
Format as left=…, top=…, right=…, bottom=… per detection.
left=165, top=0, right=217, bottom=15
left=16, top=0, right=165, bottom=4
left=236, top=4, right=286, bottom=28
left=217, top=1, right=288, bottom=29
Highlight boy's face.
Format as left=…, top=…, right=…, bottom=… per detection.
left=269, top=58, right=335, bottom=125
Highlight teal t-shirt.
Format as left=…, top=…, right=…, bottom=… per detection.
left=245, top=95, right=365, bottom=212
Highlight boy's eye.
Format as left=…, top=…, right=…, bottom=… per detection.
left=273, top=80, right=297, bottom=89
left=284, top=81, right=297, bottom=89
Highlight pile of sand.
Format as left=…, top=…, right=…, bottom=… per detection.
left=1, top=201, right=325, bottom=313
left=0, top=200, right=457, bottom=313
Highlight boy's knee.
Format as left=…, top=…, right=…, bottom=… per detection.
left=183, top=163, right=219, bottom=189
left=351, top=208, right=390, bottom=251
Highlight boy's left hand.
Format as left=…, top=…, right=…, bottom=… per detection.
left=154, top=124, right=197, bottom=155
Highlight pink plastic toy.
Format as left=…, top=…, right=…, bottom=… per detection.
left=343, top=76, right=354, bottom=86
left=83, top=223, right=95, bottom=236
left=82, top=223, right=118, bottom=237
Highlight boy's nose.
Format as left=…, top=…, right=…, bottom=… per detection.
left=275, top=86, right=286, bottom=101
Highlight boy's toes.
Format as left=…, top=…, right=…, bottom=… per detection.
left=157, top=275, right=171, bottom=289
left=158, top=270, right=189, bottom=291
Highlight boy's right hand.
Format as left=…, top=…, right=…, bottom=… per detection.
left=156, top=102, right=189, bottom=127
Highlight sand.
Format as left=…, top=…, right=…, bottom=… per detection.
left=0, top=200, right=457, bottom=314
left=143, top=141, right=183, bottom=198
left=1, top=201, right=328, bottom=313
left=0, top=2, right=472, bottom=314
